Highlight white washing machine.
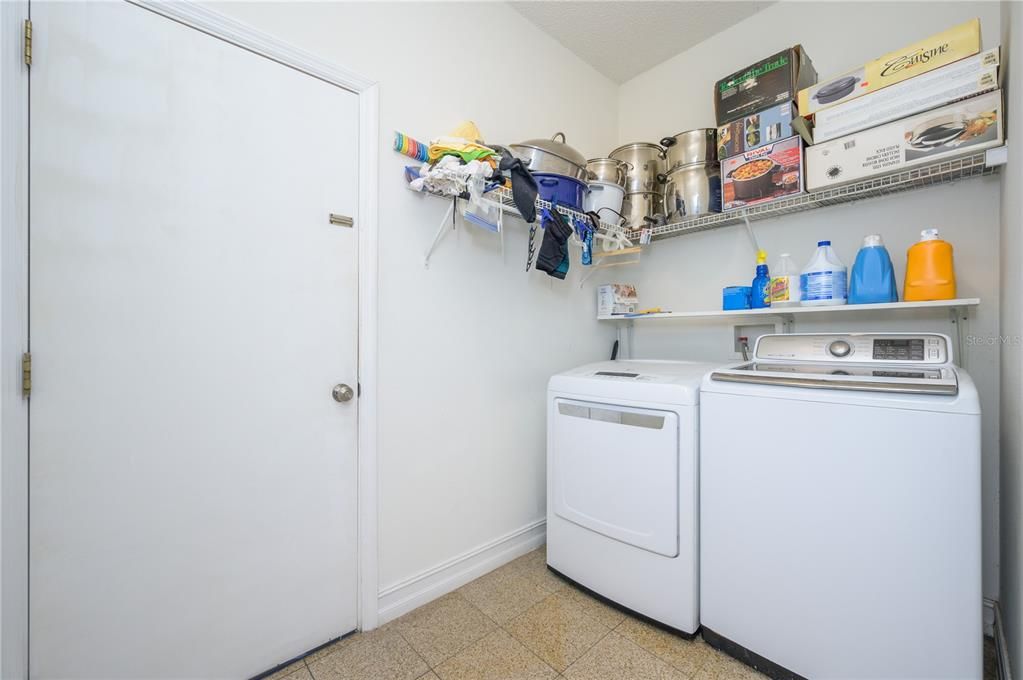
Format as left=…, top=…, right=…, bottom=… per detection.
left=546, top=359, right=719, bottom=634
left=700, top=333, right=981, bottom=680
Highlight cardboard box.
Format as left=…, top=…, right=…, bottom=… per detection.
left=721, top=136, right=804, bottom=211
left=715, top=46, right=817, bottom=125
left=597, top=284, right=638, bottom=317
left=806, top=90, right=1002, bottom=192
left=798, top=18, right=981, bottom=116
left=812, top=48, right=999, bottom=143
left=717, top=102, right=797, bottom=158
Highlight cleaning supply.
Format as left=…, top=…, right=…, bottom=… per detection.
left=849, top=235, right=898, bottom=304
left=723, top=286, right=752, bottom=310
left=751, top=250, right=771, bottom=308
left=770, top=253, right=801, bottom=307
left=800, top=240, right=847, bottom=306
left=904, top=228, right=956, bottom=301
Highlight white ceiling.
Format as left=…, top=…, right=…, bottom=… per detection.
left=509, top=1, right=774, bottom=84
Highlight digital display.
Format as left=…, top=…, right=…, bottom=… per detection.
left=873, top=370, right=927, bottom=379
left=595, top=371, right=639, bottom=378
left=873, top=338, right=925, bottom=360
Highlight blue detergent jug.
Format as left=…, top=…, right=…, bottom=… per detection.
left=849, top=235, right=898, bottom=304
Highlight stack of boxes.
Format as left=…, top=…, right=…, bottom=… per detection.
left=799, top=18, right=1004, bottom=191
left=714, top=47, right=817, bottom=211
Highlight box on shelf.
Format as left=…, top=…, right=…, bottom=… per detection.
left=812, top=48, right=999, bottom=143
left=806, top=89, right=1002, bottom=192
left=798, top=18, right=981, bottom=117
left=717, top=102, right=797, bottom=158
left=598, top=284, right=639, bottom=316
left=715, top=46, right=817, bottom=126
left=721, top=136, right=804, bottom=211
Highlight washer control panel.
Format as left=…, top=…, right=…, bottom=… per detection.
left=756, top=333, right=951, bottom=364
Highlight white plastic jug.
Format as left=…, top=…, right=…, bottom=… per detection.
left=770, top=253, right=801, bottom=307
left=800, top=240, right=847, bottom=306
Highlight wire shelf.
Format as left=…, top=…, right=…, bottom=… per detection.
left=638, top=147, right=1003, bottom=241
left=476, top=185, right=631, bottom=237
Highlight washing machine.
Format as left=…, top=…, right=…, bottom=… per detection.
left=700, top=333, right=981, bottom=680
left=546, top=359, right=719, bottom=634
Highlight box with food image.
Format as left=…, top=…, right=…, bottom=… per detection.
left=806, top=89, right=1002, bottom=192
left=717, top=102, right=797, bottom=158
left=721, top=136, right=804, bottom=211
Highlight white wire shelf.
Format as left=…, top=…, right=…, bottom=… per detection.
left=597, top=298, right=980, bottom=322
left=482, top=185, right=630, bottom=236
left=634, top=147, right=1005, bottom=242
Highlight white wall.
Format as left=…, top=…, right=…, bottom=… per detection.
left=204, top=1, right=619, bottom=616
left=616, top=1, right=1004, bottom=602
left=1000, top=0, right=1022, bottom=674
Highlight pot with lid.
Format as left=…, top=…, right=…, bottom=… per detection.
left=660, top=162, right=721, bottom=221
left=586, top=158, right=627, bottom=187
left=660, top=129, right=717, bottom=173
left=509, top=132, right=588, bottom=181
left=609, top=143, right=667, bottom=193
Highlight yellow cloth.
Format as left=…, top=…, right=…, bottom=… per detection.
left=427, top=136, right=497, bottom=168
left=448, top=120, right=483, bottom=143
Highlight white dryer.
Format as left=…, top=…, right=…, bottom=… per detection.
left=700, top=333, right=981, bottom=679
left=546, top=359, right=719, bottom=634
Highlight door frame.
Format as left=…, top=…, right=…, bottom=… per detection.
left=0, top=2, right=381, bottom=675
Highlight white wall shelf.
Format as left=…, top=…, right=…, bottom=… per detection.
left=635, top=148, right=1003, bottom=242
left=598, top=298, right=980, bottom=322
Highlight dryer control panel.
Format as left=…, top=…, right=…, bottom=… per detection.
left=755, top=333, right=951, bottom=365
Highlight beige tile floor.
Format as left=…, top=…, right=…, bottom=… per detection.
left=264, top=546, right=999, bottom=680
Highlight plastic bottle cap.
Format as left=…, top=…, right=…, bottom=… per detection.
left=920, top=228, right=940, bottom=241
left=756, top=249, right=767, bottom=265
left=863, top=234, right=883, bottom=247
left=818, top=240, right=831, bottom=247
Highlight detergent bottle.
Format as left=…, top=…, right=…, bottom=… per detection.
left=751, top=250, right=771, bottom=308
left=848, top=235, right=898, bottom=304
left=770, top=253, right=801, bottom=307
left=904, top=228, right=956, bottom=301
left=800, top=240, right=847, bottom=306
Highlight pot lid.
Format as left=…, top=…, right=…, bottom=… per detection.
left=513, top=132, right=586, bottom=169
left=610, top=142, right=664, bottom=155
left=586, top=157, right=623, bottom=165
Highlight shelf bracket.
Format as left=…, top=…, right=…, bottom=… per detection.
left=777, top=313, right=796, bottom=334
left=424, top=198, right=457, bottom=268
left=950, top=306, right=970, bottom=368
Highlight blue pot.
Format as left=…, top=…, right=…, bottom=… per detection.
left=533, top=172, right=586, bottom=211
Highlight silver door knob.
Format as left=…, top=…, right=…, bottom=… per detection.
left=332, top=384, right=355, bottom=403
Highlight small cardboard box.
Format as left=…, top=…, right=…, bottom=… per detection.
left=715, top=46, right=817, bottom=126
left=721, top=136, right=804, bottom=211
left=717, top=102, right=797, bottom=158
left=812, top=48, right=999, bottom=143
left=597, top=284, right=638, bottom=317
left=798, top=18, right=981, bottom=116
left=806, top=89, right=1002, bottom=191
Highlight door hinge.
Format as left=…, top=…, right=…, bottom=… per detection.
left=21, top=352, right=31, bottom=398
left=23, top=19, right=32, bottom=68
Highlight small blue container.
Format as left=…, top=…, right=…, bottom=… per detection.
left=534, top=172, right=587, bottom=211
left=723, top=286, right=752, bottom=310
left=849, top=235, right=898, bottom=304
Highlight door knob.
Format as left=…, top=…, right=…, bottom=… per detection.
left=332, top=383, right=355, bottom=403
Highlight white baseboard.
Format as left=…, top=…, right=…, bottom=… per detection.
left=376, top=519, right=547, bottom=625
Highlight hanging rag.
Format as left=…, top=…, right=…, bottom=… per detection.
left=494, top=145, right=538, bottom=223
left=536, top=204, right=573, bottom=280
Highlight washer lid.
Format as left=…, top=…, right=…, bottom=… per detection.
left=549, top=360, right=719, bottom=406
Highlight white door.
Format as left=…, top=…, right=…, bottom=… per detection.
left=28, top=3, right=360, bottom=678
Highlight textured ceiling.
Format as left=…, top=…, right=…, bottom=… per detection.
left=509, top=1, right=774, bottom=83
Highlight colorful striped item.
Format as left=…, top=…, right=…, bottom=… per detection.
left=393, top=131, right=429, bottom=162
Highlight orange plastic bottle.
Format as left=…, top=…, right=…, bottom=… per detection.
left=903, top=228, right=956, bottom=301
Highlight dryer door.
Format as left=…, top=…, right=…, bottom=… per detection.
left=551, top=399, right=679, bottom=557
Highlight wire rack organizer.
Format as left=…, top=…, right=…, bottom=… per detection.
left=475, top=185, right=631, bottom=237
left=637, top=147, right=1004, bottom=241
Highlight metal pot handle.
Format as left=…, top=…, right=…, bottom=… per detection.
left=660, top=136, right=676, bottom=148
left=551, top=132, right=567, bottom=143
left=656, top=173, right=668, bottom=184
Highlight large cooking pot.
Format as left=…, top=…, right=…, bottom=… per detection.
left=726, top=158, right=779, bottom=200
left=509, top=133, right=588, bottom=181
left=660, top=162, right=721, bottom=220
left=534, top=172, right=587, bottom=211
left=621, top=191, right=665, bottom=229
left=586, top=158, right=627, bottom=187
left=584, top=181, right=626, bottom=224
left=660, top=129, right=717, bottom=172
left=609, top=143, right=666, bottom=193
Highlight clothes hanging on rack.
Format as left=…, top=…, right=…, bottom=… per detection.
left=536, top=204, right=573, bottom=280
left=494, top=146, right=538, bottom=223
